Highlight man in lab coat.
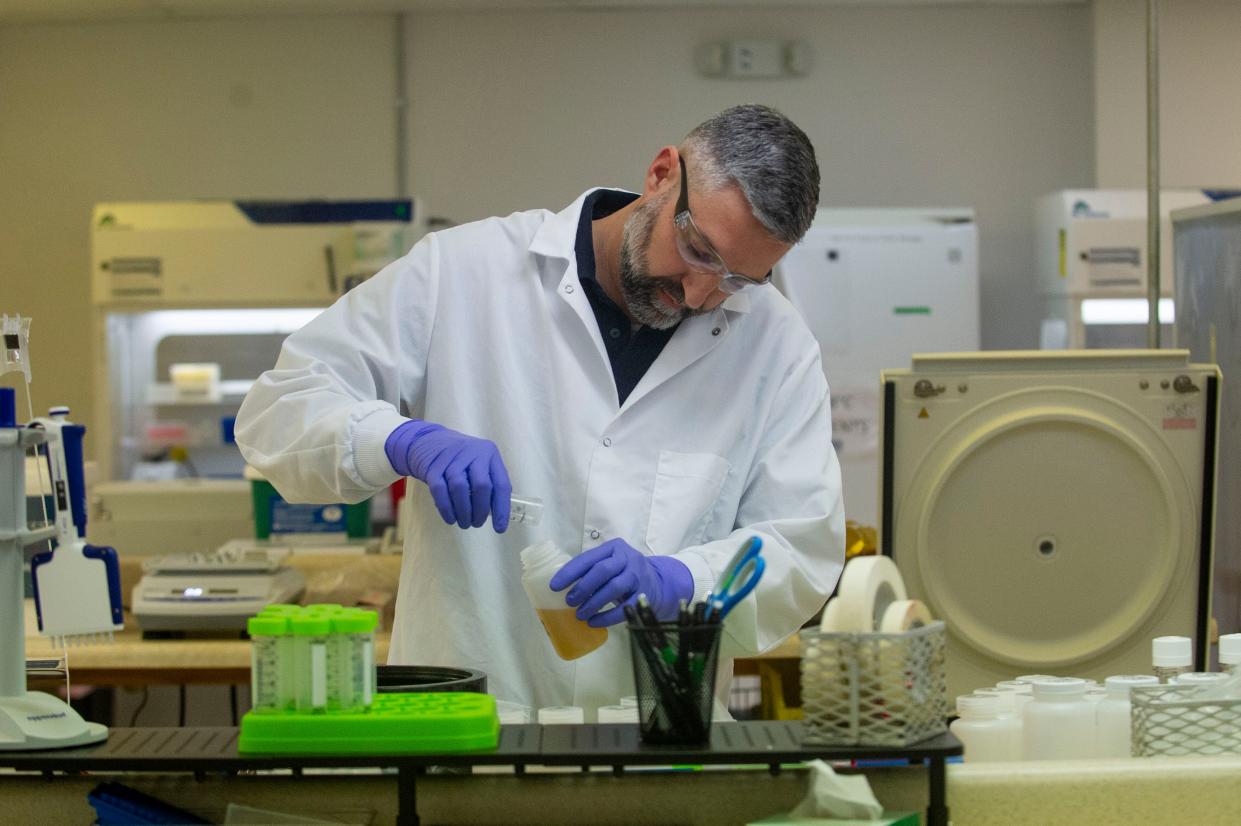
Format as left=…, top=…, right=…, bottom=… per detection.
left=235, top=104, right=845, bottom=717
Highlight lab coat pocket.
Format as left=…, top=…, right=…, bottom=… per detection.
left=645, top=450, right=731, bottom=553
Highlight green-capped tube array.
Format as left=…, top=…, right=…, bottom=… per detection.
left=250, top=604, right=380, bottom=716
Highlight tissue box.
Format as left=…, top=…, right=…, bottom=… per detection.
left=747, top=813, right=919, bottom=826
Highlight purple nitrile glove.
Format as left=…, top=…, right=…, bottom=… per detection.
left=384, top=420, right=512, bottom=532
left=548, top=538, right=693, bottom=628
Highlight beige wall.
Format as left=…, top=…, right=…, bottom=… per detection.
left=0, top=5, right=1096, bottom=462
left=407, top=5, right=1096, bottom=351
left=1095, top=0, right=1241, bottom=188
left=0, top=16, right=398, bottom=436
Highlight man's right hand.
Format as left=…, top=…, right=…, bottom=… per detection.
left=385, top=421, right=512, bottom=531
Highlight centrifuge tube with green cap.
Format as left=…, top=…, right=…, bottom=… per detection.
left=508, top=495, right=543, bottom=527
left=290, top=611, right=333, bottom=713
left=247, top=614, right=288, bottom=714
left=260, top=604, right=299, bottom=710
left=334, top=608, right=378, bottom=713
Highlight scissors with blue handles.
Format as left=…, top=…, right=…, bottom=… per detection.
left=703, top=536, right=765, bottom=622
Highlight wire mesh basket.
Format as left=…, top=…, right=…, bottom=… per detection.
left=1130, top=683, right=1241, bottom=757
left=800, top=621, right=948, bottom=747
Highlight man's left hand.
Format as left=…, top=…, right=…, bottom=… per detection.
left=548, top=538, right=693, bottom=628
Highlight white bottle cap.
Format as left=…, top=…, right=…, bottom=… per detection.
left=1103, top=675, right=1160, bottom=696
left=1030, top=677, right=1089, bottom=697
left=596, top=704, right=640, bottom=723
left=956, top=694, right=1000, bottom=717
left=1152, top=636, right=1193, bottom=667
left=1014, top=674, right=1055, bottom=684
left=1173, top=671, right=1231, bottom=686
left=618, top=695, right=639, bottom=708
left=1219, top=633, right=1241, bottom=665
left=995, top=680, right=1033, bottom=694
left=495, top=700, right=532, bottom=725
left=538, top=705, right=585, bottom=724
left=973, top=688, right=1017, bottom=714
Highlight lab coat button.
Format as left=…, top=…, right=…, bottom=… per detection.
left=602, top=437, right=612, bottom=447
left=589, top=529, right=601, bottom=540
left=609, top=328, right=621, bottom=339
left=564, top=284, right=575, bottom=294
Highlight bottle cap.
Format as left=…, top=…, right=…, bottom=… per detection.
left=1014, top=674, right=1055, bottom=684
left=537, top=705, right=584, bottom=724
left=596, top=704, right=640, bottom=723
left=304, top=603, right=344, bottom=615
left=956, top=694, right=1000, bottom=717
left=496, top=701, right=532, bottom=725
left=1173, top=671, right=1231, bottom=686
left=260, top=603, right=300, bottom=615
left=972, top=689, right=1016, bottom=714
left=995, top=680, right=1033, bottom=694
left=1152, top=636, right=1193, bottom=666
left=1103, top=675, right=1160, bottom=695
left=1219, top=633, right=1241, bottom=664
left=247, top=614, right=288, bottom=636
left=1030, top=677, right=1089, bottom=697
left=290, top=613, right=332, bottom=636
left=332, top=609, right=377, bottom=634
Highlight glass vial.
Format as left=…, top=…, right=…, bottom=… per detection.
left=509, top=495, right=544, bottom=527
left=520, top=540, right=607, bottom=660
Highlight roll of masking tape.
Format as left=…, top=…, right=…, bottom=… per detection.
left=879, top=599, right=932, bottom=633
left=833, top=555, right=907, bottom=633
left=819, top=597, right=845, bottom=632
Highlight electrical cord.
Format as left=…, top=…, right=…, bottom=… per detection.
left=128, top=686, right=149, bottom=727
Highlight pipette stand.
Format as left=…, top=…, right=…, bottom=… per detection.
left=0, top=423, right=106, bottom=750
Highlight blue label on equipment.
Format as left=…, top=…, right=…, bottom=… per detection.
left=269, top=501, right=346, bottom=533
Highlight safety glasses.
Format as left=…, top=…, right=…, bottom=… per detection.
left=673, top=155, right=772, bottom=295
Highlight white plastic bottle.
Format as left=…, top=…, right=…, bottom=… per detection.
left=1022, top=677, right=1095, bottom=760
left=521, top=541, right=608, bottom=660
left=1152, top=636, right=1193, bottom=683
left=1219, top=633, right=1241, bottom=674
left=1096, top=675, right=1159, bottom=758
left=970, top=690, right=1022, bottom=760
left=951, top=695, right=1015, bottom=762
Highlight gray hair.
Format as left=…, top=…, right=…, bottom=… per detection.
left=680, top=104, right=819, bottom=244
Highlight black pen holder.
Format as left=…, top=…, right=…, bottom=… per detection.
left=627, top=621, right=723, bottom=745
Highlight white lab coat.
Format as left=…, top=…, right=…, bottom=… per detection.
left=236, top=188, right=845, bottom=718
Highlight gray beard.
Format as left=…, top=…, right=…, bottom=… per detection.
left=616, top=196, right=708, bottom=330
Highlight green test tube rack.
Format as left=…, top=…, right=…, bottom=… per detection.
left=243, top=604, right=497, bottom=755
left=239, top=691, right=500, bottom=755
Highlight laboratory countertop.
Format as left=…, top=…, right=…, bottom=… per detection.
left=24, top=610, right=801, bottom=687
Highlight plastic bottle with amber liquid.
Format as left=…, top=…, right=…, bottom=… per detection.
left=521, top=541, right=608, bottom=660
